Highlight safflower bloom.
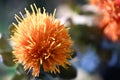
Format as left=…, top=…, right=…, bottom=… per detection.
left=11, top=4, right=72, bottom=77
left=90, top=0, right=120, bottom=41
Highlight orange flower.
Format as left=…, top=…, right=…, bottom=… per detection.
left=104, top=21, right=120, bottom=41
left=91, top=0, right=120, bottom=41
left=11, top=4, right=72, bottom=77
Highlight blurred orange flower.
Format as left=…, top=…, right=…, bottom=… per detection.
left=11, top=4, right=72, bottom=77
left=89, top=0, right=100, bottom=5
left=90, top=0, right=120, bottom=41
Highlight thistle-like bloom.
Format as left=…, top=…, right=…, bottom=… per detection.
left=11, top=4, right=72, bottom=77
left=90, top=0, right=120, bottom=41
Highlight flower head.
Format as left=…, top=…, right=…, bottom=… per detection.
left=11, top=4, right=72, bottom=77
left=90, top=0, right=120, bottom=41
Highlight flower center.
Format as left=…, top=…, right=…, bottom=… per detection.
left=39, top=52, right=51, bottom=65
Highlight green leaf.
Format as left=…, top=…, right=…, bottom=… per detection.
left=0, top=34, right=12, bottom=52
left=9, top=24, right=16, bottom=36
left=12, top=73, right=25, bottom=80
left=2, top=52, right=15, bottom=66
left=16, top=64, right=25, bottom=74
left=59, top=65, right=77, bottom=79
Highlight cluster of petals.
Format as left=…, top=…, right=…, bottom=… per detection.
left=90, top=0, right=120, bottom=41
left=11, top=4, right=72, bottom=77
